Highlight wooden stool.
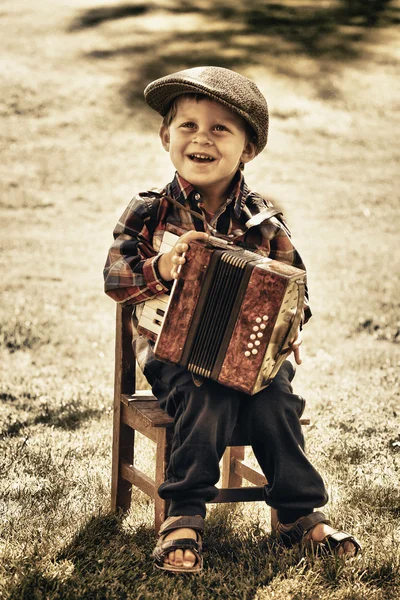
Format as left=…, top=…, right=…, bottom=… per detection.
left=111, top=305, right=309, bottom=532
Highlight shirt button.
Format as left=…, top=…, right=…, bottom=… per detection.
left=155, top=284, right=163, bottom=291
left=194, top=193, right=201, bottom=201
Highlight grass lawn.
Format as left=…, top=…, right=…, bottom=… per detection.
left=1, top=1, right=399, bottom=598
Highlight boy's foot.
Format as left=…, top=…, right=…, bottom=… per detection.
left=162, top=527, right=198, bottom=568
left=153, top=515, right=204, bottom=573
left=305, top=522, right=358, bottom=556
left=275, top=512, right=361, bottom=557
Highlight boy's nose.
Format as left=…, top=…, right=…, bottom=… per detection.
left=192, top=131, right=212, bottom=145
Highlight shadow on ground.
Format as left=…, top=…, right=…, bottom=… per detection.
left=69, top=0, right=400, bottom=104
left=7, top=506, right=400, bottom=598
left=0, top=403, right=102, bottom=437
left=6, top=508, right=293, bottom=599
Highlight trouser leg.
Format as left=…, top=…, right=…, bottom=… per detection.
left=146, top=362, right=241, bottom=518
left=239, top=361, right=328, bottom=524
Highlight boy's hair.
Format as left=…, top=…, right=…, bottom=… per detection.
left=162, top=93, right=257, bottom=145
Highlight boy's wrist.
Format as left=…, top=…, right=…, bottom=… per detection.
left=143, top=256, right=173, bottom=294
left=156, top=253, right=173, bottom=281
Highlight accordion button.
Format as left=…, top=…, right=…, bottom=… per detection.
left=253, top=325, right=259, bottom=332
left=257, top=332, right=263, bottom=338
left=250, top=334, right=256, bottom=340
left=260, top=323, right=267, bottom=330
left=255, top=340, right=261, bottom=346
left=245, top=351, right=251, bottom=357
left=247, top=342, right=254, bottom=349
left=256, top=317, right=262, bottom=323
left=262, top=315, right=269, bottom=321
left=251, top=349, right=258, bottom=355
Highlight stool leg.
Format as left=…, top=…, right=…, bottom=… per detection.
left=221, top=446, right=245, bottom=488
left=154, top=428, right=171, bottom=532
left=112, top=421, right=134, bottom=511
left=271, top=507, right=278, bottom=532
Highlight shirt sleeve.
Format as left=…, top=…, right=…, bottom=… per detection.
left=261, top=215, right=312, bottom=325
left=103, top=194, right=172, bottom=306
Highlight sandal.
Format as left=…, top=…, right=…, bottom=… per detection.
left=153, top=515, right=204, bottom=573
left=274, top=511, right=361, bottom=556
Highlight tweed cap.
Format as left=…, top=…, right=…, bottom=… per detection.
left=144, top=66, right=269, bottom=155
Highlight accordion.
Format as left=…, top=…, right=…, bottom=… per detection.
left=137, top=233, right=306, bottom=395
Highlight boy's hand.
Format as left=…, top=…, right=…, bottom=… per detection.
left=288, top=327, right=303, bottom=365
left=158, top=231, right=210, bottom=281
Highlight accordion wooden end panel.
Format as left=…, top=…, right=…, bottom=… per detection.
left=154, top=244, right=211, bottom=364
left=138, top=238, right=306, bottom=395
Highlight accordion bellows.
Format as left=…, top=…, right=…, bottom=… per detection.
left=138, top=237, right=306, bottom=395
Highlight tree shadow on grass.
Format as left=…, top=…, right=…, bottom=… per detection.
left=6, top=508, right=295, bottom=600
left=7, top=505, right=400, bottom=599
left=69, top=0, right=400, bottom=105
left=0, top=403, right=102, bottom=438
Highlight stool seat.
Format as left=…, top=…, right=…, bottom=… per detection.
left=123, top=393, right=248, bottom=442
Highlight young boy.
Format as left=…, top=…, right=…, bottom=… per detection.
left=104, top=66, right=360, bottom=572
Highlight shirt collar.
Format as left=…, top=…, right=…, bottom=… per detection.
left=166, top=170, right=249, bottom=219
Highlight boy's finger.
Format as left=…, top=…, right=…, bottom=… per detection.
left=172, top=255, right=185, bottom=265
left=176, top=242, right=189, bottom=254
left=178, top=231, right=210, bottom=249
left=181, top=230, right=209, bottom=242
left=294, top=344, right=302, bottom=365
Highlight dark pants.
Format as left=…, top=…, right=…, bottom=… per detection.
left=144, top=359, right=328, bottom=524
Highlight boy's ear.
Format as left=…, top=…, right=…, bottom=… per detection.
left=240, top=140, right=257, bottom=165
left=159, top=124, right=170, bottom=152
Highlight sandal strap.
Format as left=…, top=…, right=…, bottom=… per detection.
left=157, top=537, right=201, bottom=554
left=280, top=511, right=331, bottom=544
left=322, top=530, right=362, bottom=555
left=153, top=537, right=202, bottom=567
left=158, top=515, right=205, bottom=537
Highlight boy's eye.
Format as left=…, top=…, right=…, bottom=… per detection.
left=181, top=122, right=197, bottom=129
left=214, top=124, right=227, bottom=132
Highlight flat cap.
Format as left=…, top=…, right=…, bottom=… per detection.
left=144, top=66, right=269, bottom=155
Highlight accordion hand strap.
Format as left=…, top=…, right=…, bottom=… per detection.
left=242, top=206, right=282, bottom=229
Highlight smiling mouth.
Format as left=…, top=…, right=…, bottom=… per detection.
left=188, top=154, right=215, bottom=163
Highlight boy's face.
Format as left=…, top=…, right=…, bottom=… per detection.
left=160, top=97, right=256, bottom=202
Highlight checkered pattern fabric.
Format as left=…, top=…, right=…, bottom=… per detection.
left=104, top=170, right=311, bottom=371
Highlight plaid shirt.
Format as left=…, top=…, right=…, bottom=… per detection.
left=104, top=170, right=311, bottom=370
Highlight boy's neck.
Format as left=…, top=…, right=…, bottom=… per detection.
left=199, top=194, right=225, bottom=214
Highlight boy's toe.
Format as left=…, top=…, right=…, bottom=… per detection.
left=183, top=550, right=196, bottom=567
left=337, top=540, right=357, bottom=557
left=174, top=549, right=184, bottom=565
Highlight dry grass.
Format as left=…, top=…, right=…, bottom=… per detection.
left=1, top=1, right=399, bottom=598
